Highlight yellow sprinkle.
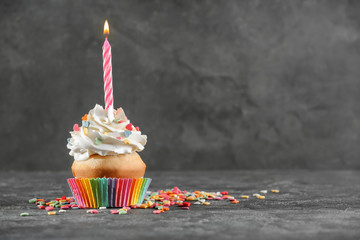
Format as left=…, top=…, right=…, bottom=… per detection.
left=232, top=200, right=239, bottom=204
left=104, top=132, right=108, bottom=136
left=257, top=195, right=266, bottom=199
left=139, top=204, right=148, bottom=209
left=202, top=202, right=210, bottom=206
left=83, top=127, right=88, bottom=135
left=186, top=196, right=195, bottom=201
left=271, top=189, right=280, bottom=193
left=241, top=195, right=249, bottom=199
left=147, top=201, right=154, bottom=207
left=48, top=211, right=56, bottom=215
left=59, top=200, right=67, bottom=203
left=123, top=139, right=130, bottom=144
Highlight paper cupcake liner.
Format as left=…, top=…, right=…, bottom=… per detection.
left=67, top=177, right=151, bottom=208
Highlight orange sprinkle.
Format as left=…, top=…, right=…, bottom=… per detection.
left=37, top=199, right=44, bottom=202
left=82, top=114, right=88, bottom=121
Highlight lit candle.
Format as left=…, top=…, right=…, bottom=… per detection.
left=103, top=20, right=113, bottom=110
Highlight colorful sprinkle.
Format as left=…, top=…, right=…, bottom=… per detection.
left=124, top=130, right=132, bottom=138
left=48, top=211, right=56, bottom=215
left=202, top=202, right=211, bottom=206
left=20, top=212, right=29, bottom=216
left=59, top=210, right=67, bottom=213
left=81, top=114, right=88, bottom=121
left=123, top=139, right=130, bottom=144
left=257, top=195, right=266, bottom=199
left=28, top=198, right=37, bottom=203
left=182, top=207, right=190, bottom=210
left=83, top=127, right=88, bottom=135
left=95, top=138, right=102, bottom=145
left=45, top=206, right=54, bottom=211
left=67, top=138, right=72, bottom=145
left=135, top=127, right=140, bottom=131
left=116, top=136, right=122, bottom=140
left=241, top=195, right=249, bottom=199
left=125, top=124, right=133, bottom=130
left=260, top=190, right=268, bottom=194
left=73, top=124, right=80, bottom=132
left=82, top=121, right=90, bottom=128
left=99, top=207, right=107, bottom=210
left=271, top=189, right=280, bottom=193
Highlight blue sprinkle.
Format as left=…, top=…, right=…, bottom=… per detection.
left=124, top=130, right=132, bottom=138
left=67, top=138, right=72, bottom=145
left=82, top=121, right=90, bottom=128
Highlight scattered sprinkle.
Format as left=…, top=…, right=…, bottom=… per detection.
left=123, top=139, right=130, bottom=144
left=48, top=211, right=56, bottom=215
left=95, top=137, right=102, bottom=145
left=82, top=121, right=90, bottom=128
left=182, top=207, right=190, bottom=210
left=20, top=212, right=29, bottom=216
left=271, top=189, right=280, bottom=193
left=241, top=195, right=249, bottom=199
left=124, top=130, right=132, bottom=138
left=59, top=210, right=67, bottom=213
left=257, top=195, right=266, bottom=199
left=28, top=198, right=37, bottom=204
left=260, top=190, right=268, bottom=194
left=253, top=193, right=260, bottom=197
left=73, top=124, right=80, bottom=132
left=45, top=206, right=54, bottom=211
left=99, top=207, right=107, bottom=210
left=125, top=124, right=133, bottom=130
left=202, top=202, right=211, bottom=206
left=116, top=136, right=122, bottom=140
left=135, top=127, right=140, bottom=131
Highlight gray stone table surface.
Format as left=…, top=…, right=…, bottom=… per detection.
left=0, top=170, right=359, bottom=240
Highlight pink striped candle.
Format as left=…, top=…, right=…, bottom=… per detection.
left=102, top=20, right=113, bottom=109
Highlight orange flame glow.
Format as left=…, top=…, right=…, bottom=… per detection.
left=104, top=20, right=109, bottom=35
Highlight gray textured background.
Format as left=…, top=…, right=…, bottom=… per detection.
left=1, top=0, right=360, bottom=171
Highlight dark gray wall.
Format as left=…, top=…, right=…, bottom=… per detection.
left=1, top=0, right=360, bottom=171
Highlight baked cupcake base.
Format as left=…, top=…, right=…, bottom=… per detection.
left=67, top=177, right=151, bottom=208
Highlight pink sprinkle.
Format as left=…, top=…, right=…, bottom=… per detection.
left=61, top=205, right=69, bottom=209
left=110, top=210, right=119, bottom=214
left=123, top=207, right=131, bottom=210
left=163, top=204, right=170, bottom=207
left=90, top=210, right=99, bottom=214
left=70, top=204, right=78, bottom=208
left=153, top=210, right=161, bottom=214
left=207, top=198, right=213, bottom=200
left=38, top=205, right=45, bottom=209
left=116, top=136, right=122, bottom=140
left=135, top=127, right=140, bottom=131
left=45, top=206, right=54, bottom=211
left=222, top=196, right=229, bottom=199
left=215, top=197, right=222, bottom=200
left=73, top=124, right=80, bottom=131
left=182, top=207, right=190, bottom=210
left=130, top=205, right=138, bottom=209
left=229, top=198, right=237, bottom=202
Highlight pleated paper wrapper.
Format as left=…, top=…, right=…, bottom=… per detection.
left=67, top=178, right=151, bottom=208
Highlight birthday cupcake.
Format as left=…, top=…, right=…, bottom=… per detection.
left=66, top=20, right=151, bottom=208
left=66, top=105, right=151, bottom=208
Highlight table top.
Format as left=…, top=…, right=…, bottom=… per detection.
left=0, top=170, right=359, bottom=240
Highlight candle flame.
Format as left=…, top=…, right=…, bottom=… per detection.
left=104, top=20, right=109, bottom=35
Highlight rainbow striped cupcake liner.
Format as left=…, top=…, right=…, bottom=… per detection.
left=67, top=178, right=151, bottom=208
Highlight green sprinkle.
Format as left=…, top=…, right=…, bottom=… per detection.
left=38, top=201, right=46, bottom=206
left=95, top=137, right=102, bottom=145
left=118, top=210, right=127, bottom=215
left=28, top=198, right=37, bottom=204
left=20, top=212, right=29, bottom=216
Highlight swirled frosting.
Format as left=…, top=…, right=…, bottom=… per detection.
left=67, top=104, right=147, bottom=161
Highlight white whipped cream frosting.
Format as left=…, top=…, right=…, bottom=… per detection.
left=67, top=104, right=147, bottom=161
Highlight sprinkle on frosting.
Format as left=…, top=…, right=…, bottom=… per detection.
left=67, top=104, right=147, bottom=161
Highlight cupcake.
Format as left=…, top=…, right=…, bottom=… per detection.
left=66, top=104, right=151, bottom=208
